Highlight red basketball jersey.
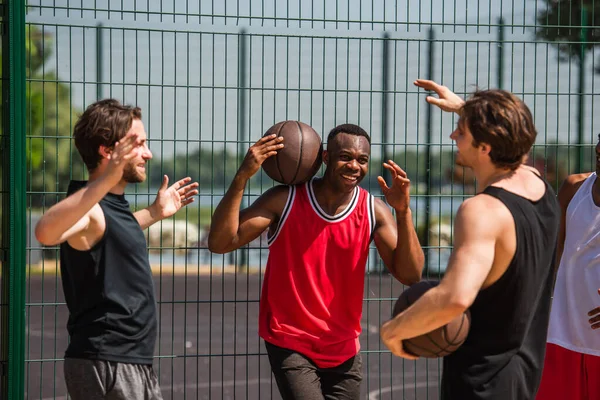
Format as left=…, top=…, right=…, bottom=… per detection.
left=259, top=178, right=375, bottom=368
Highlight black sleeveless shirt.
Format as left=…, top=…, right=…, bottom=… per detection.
left=442, top=175, right=560, bottom=400
left=60, top=181, right=158, bottom=365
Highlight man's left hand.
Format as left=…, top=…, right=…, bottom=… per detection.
left=152, top=175, right=199, bottom=219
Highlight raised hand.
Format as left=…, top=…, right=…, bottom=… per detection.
left=414, top=79, right=466, bottom=114
left=105, top=132, right=142, bottom=179
left=237, top=134, right=284, bottom=180
left=588, top=289, right=600, bottom=330
left=152, top=176, right=200, bottom=219
left=377, top=160, right=411, bottom=214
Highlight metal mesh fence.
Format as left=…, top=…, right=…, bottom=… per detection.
left=2, top=0, right=598, bottom=399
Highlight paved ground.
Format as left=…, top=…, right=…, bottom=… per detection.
left=24, top=272, right=443, bottom=400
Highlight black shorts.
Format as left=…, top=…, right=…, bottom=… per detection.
left=265, top=341, right=363, bottom=400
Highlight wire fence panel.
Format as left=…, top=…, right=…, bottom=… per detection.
left=10, top=0, right=600, bottom=399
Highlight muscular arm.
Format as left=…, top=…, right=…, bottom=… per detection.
left=35, top=131, right=141, bottom=246
left=380, top=196, right=504, bottom=350
left=207, top=176, right=288, bottom=254
left=373, top=200, right=424, bottom=285
left=34, top=176, right=118, bottom=246
left=208, top=133, right=285, bottom=254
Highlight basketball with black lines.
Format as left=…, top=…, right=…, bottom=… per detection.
left=262, top=120, right=323, bottom=185
left=393, top=280, right=471, bottom=358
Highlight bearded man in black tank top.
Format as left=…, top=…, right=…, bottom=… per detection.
left=380, top=80, right=560, bottom=400
left=35, top=99, right=199, bottom=400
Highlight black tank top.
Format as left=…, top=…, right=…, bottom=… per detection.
left=442, top=175, right=560, bottom=400
left=60, top=180, right=158, bottom=365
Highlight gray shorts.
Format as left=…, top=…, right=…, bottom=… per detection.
left=64, top=358, right=163, bottom=400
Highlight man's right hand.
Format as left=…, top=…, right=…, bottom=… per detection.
left=237, top=134, right=284, bottom=180
left=588, top=289, right=600, bottom=330
left=104, top=131, right=142, bottom=181
left=414, top=79, right=465, bottom=114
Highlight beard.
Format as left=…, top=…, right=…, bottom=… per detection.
left=123, top=162, right=146, bottom=183
left=455, top=152, right=471, bottom=169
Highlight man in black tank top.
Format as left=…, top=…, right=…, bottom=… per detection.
left=34, top=99, right=199, bottom=400
left=380, top=80, right=560, bottom=400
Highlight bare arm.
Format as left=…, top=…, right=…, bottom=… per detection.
left=375, top=160, right=424, bottom=285
left=380, top=196, right=503, bottom=358
left=553, top=174, right=589, bottom=282
left=374, top=201, right=423, bottom=285
left=134, top=175, right=199, bottom=230
left=208, top=134, right=285, bottom=253
left=35, top=132, right=141, bottom=246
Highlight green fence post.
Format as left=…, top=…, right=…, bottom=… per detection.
left=1, top=0, right=27, bottom=399
left=577, top=7, right=588, bottom=174
left=497, top=17, right=504, bottom=89
left=237, top=28, right=248, bottom=269
left=96, top=22, right=104, bottom=100
left=381, top=32, right=390, bottom=182
left=424, top=27, right=434, bottom=266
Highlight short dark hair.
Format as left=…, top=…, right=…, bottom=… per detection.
left=327, top=123, right=371, bottom=145
left=460, top=89, right=536, bottom=171
left=73, top=99, right=142, bottom=171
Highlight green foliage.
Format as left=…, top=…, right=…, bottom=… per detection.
left=19, top=26, right=82, bottom=206
left=536, top=1, right=600, bottom=62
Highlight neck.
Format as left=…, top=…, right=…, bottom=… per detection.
left=473, top=163, right=515, bottom=193
left=89, top=168, right=128, bottom=195
left=312, top=176, right=355, bottom=208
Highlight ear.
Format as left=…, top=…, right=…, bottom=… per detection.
left=479, top=143, right=491, bottom=156
left=98, top=145, right=112, bottom=160
left=322, top=149, right=329, bottom=165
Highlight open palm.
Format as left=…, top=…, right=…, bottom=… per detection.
left=153, top=175, right=199, bottom=219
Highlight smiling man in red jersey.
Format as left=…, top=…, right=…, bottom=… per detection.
left=208, top=123, right=424, bottom=400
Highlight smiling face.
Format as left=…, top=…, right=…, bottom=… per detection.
left=121, top=119, right=153, bottom=183
left=323, top=132, right=370, bottom=192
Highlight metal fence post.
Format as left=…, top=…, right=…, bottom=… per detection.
left=96, top=23, right=104, bottom=100
left=577, top=7, right=588, bottom=173
left=237, top=28, right=248, bottom=269
left=1, top=0, right=27, bottom=399
left=424, top=27, right=434, bottom=265
left=497, top=17, right=505, bottom=89
left=381, top=32, right=390, bottom=182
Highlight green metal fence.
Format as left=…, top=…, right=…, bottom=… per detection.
left=2, top=0, right=599, bottom=399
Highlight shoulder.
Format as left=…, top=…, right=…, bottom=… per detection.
left=455, top=195, right=512, bottom=237
left=522, top=165, right=541, bottom=176
left=254, top=184, right=296, bottom=216
left=373, top=196, right=393, bottom=221
left=560, top=172, right=592, bottom=192
left=557, top=172, right=593, bottom=209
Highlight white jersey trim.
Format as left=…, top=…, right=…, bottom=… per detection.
left=368, top=194, right=376, bottom=240
left=267, top=185, right=296, bottom=247
left=307, top=177, right=360, bottom=223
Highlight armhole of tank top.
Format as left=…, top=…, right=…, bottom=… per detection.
left=267, top=185, right=296, bottom=247
left=368, top=194, right=376, bottom=241
left=63, top=202, right=108, bottom=254
left=567, top=173, right=595, bottom=216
